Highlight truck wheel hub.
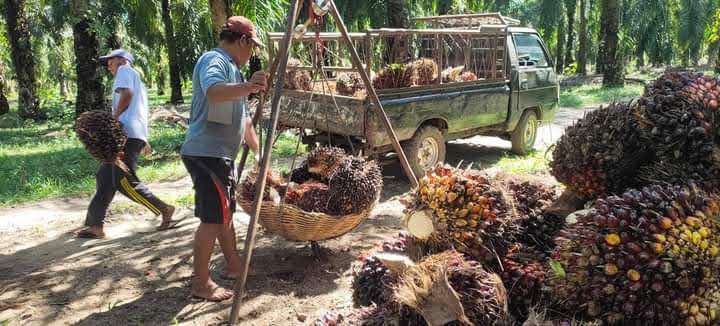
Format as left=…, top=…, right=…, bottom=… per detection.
left=419, top=137, right=439, bottom=169
left=525, top=115, right=538, bottom=148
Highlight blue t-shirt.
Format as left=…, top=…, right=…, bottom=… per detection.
left=181, top=48, right=248, bottom=160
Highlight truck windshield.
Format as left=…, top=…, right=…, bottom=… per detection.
left=513, top=34, right=549, bottom=67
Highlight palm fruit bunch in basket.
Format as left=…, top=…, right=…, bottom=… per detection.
left=372, top=63, right=414, bottom=90
left=499, top=244, right=549, bottom=321
left=546, top=184, right=720, bottom=325
left=411, top=58, right=438, bottom=86
left=284, top=57, right=312, bottom=91
left=550, top=101, right=651, bottom=199
left=394, top=251, right=511, bottom=326
left=409, top=165, right=519, bottom=265
left=335, top=72, right=363, bottom=96
left=284, top=146, right=383, bottom=216
left=74, top=110, right=128, bottom=162
left=239, top=169, right=287, bottom=202
left=636, top=72, right=719, bottom=165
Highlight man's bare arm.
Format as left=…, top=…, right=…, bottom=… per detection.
left=207, top=71, right=268, bottom=103
left=114, top=88, right=133, bottom=119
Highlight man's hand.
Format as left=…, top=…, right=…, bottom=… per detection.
left=143, top=142, right=152, bottom=157
left=247, top=71, right=268, bottom=93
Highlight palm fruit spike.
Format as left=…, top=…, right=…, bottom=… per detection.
left=550, top=101, right=652, bottom=199
left=407, top=165, right=520, bottom=267
left=372, top=63, right=414, bottom=90
left=500, top=244, right=549, bottom=321
left=394, top=251, right=511, bottom=326
left=335, top=72, right=363, bottom=96
left=412, top=58, right=438, bottom=86
left=285, top=58, right=312, bottom=91
left=546, top=184, right=720, bottom=325
left=75, top=110, right=128, bottom=162
left=326, top=156, right=383, bottom=215
left=635, top=160, right=720, bottom=194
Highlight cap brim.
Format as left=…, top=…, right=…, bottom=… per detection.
left=250, top=37, right=265, bottom=48
left=98, top=55, right=113, bottom=64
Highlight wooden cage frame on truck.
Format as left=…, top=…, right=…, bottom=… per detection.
left=266, top=27, right=511, bottom=158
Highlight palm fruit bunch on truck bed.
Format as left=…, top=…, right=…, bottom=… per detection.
left=74, top=110, right=128, bottom=162
left=499, top=244, right=549, bottom=321
left=394, top=251, right=511, bottom=326
left=546, top=184, right=720, bottom=325
left=372, top=63, right=414, bottom=90
left=636, top=72, right=720, bottom=165
left=550, top=101, right=651, bottom=199
left=335, top=72, right=363, bottom=96
left=411, top=58, right=438, bottom=86
left=284, top=58, right=312, bottom=91
left=409, top=165, right=519, bottom=265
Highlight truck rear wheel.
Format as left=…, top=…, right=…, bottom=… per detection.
left=404, top=126, right=446, bottom=177
left=511, top=110, right=539, bottom=155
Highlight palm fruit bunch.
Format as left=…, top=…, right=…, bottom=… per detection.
left=411, top=58, right=438, bottom=86
left=682, top=74, right=720, bottom=110
left=372, top=63, right=414, bottom=90
left=335, top=72, right=363, bottom=96
left=306, top=146, right=348, bottom=179
left=441, top=66, right=464, bottom=83
left=326, top=156, right=383, bottom=215
left=395, top=251, right=511, bottom=326
left=636, top=161, right=720, bottom=194
left=285, top=58, right=312, bottom=91
left=499, top=244, right=549, bottom=321
left=546, top=184, right=720, bottom=325
left=495, top=175, right=564, bottom=251
left=284, top=183, right=330, bottom=212
left=289, top=161, right=324, bottom=184
left=414, top=165, right=519, bottom=265
left=459, top=71, right=478, bottom=82
left=352, top=255, right=395, bottom=307
left=550, top=101, right=651, bottom=199
left=74, top=110, right=128, bottom=162
left=636, top=72, right=719, bottom=165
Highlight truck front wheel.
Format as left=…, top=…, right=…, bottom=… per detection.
left=511, top=110, right=539, bottom=155
left=404, top=126, right=446, bottom=177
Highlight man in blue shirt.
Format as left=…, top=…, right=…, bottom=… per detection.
left=181, top=16, right=264, bottom=301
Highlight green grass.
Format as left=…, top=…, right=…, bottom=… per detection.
left=560, top=84, right=645, bottom=109
left=146, top=89, right=192, bottom=108
left=493, top=150, right=550, bottom=175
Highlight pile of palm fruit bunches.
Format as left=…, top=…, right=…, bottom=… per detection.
left=317, top=71, right=720, bottom=326
left=240, top=146, right=383, bottom=216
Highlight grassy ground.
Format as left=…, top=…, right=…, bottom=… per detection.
left=559, top=83, right=645, bottom=109
left=0, top=92, right=305, bottom=207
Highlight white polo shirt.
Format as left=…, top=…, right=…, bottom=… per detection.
left=112, top=64, right=149, bottom=141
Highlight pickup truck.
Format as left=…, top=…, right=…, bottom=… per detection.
left=268, top=14, right=559, bottom=176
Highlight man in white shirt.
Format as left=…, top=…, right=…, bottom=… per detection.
left=77, top=49, right=176, bottom=238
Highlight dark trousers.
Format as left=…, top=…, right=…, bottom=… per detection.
left=84, top=138, right=168, bottom=226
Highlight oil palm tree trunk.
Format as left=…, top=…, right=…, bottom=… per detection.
left=555, top=19, right=566, bottom=74
left=73, top=17, right=106, bottom=115
left=0, top=72, right=8, bottom=116
left=385, top=0, right=410, bottom=64
left=208, top=0, right=232, bottom=39
left=600, top=0, right=624, bottom=87
left=564, top=0, right=577, bottom=68
left=577, top=0, right=588, bottom=75
left=3, top=0, right=43, bottom=120
left=162, top=0, right=183, bottom=104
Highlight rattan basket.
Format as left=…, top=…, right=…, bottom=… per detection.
left=237, top=198, right=374, bottom=241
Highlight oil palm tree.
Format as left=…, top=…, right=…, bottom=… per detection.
left=577, top=0, right=588, bottom=74
left=600, top=0, right=623, bottom=87
left=3, top=0, right=44, bottom=120
left=162, top=0, right=183, bottom=104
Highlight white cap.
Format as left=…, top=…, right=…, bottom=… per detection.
left=99, top=49, right=134, bottom=65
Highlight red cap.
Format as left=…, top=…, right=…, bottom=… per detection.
left=223, top=16, right=264, bottom=48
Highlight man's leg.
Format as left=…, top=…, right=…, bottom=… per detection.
left=79, top=163, right=117, bottom=238
left=121, top=138, right=176, bottom=225
left=191, top=223, right=233, bottom=301
left=218, top=221, right=243, bottom=279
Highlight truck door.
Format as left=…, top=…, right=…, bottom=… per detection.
left=512, top=33, right=557, bottom=117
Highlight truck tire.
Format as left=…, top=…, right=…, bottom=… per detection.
left=511, top=110, right=539, bottom=155
left=404, top=126, right=446, bottom=177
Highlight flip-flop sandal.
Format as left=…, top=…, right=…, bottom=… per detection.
left=156, top=219, right=183, bottom=231
left=76, top=230, right=105, bottom=239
